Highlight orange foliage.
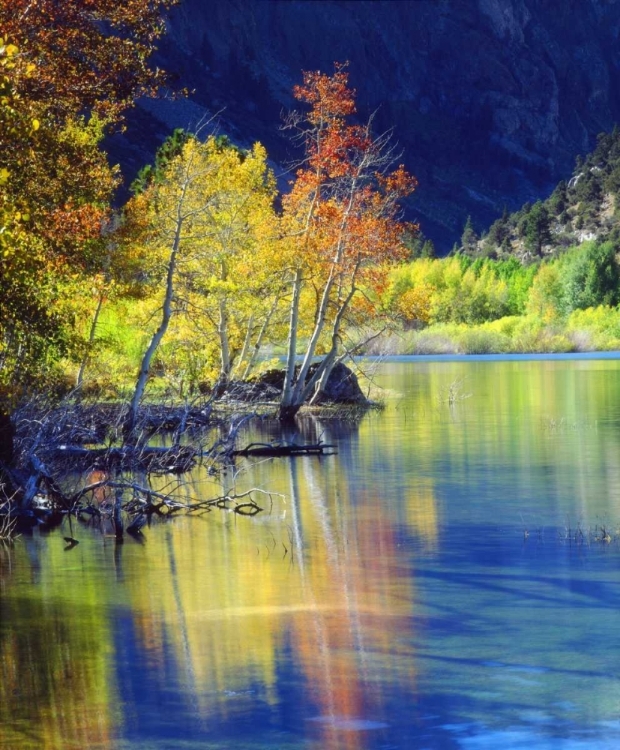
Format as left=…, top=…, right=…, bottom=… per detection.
left=0, top=0, right=176, bottom=392
left=284, top=64, right=417, bottom=281
left=0, top=0, right=177, bottom=121
left=293, top=62, right=356, bottom=124
left=279, top=64, right=418, bottom=415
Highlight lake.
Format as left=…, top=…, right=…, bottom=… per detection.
left=2, top=356, right=620, bottom=749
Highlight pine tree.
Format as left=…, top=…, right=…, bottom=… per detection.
left=523, top=201, right=552, bottom=255
left=461, top=215, right=478, bottom=254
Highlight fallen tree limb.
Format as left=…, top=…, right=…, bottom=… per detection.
left=230, top=441, right=337, bottom=457
left=70, top=478, right=267, bottom=520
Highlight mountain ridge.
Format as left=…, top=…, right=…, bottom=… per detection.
left=106, top=0, right=620, bottom=249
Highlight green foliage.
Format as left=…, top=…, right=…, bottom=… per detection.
left=548, top=181, right=568, bottom=215
left=385, top=255, right=535, bottom=330
left=522, top=201, right=552, bottom=255
left=7, top=34, right=620, bottom=405
left=566, top=305, right=620, bottom=349
left=526, top=263, right=564, bottom=321
left=476, top=127, right=620, bottom=261
left=382, top=234, right=620, bottom=358
left=460, top=215, right=478, bottom=255
left=586, top=128, right=620, bottom=198
left=560, top=240, right=620, bottom=313
left=458, top=327, right=510, bottom=354
left=483, top=209, right=510, bottom=257
left=403, top=230, right=436, bottom=259
left=0, top=1, right=176, bottom=403
left=492, top=258, right=537, bottom=315
left=130, top=128, right=191, bottom=194
left=374, top=314, right=600, bottom=356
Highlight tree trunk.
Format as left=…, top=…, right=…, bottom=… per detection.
left=308, top=276, right=358, bottom=404
left=217, top=296, right=231, bottom=386
left=310, top=356, right=337, bottom=403
left=0, top=410, right=15, bottom=466
left=125, top=214, right=183, bottom=438
left=240, top=292, right=281, bottom=380
left=234, top=314, right=254, bottom=379
left=278, top=403, right=302, bottom=423
left=76, top=290, right=105, bottom=389
left=280, top=268, right=303, bottom=417
left=288, top=265, right=337, bottom=408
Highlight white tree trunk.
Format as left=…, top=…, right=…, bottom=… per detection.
left=240, top=291, right=281, bottom=379
left=76, top=290, right=105, bottom=388
left=217, top=296, right=231, bottom=383
left=234, top=314, right=254, bottom=379
left=125, top=215, right=183, bottom=437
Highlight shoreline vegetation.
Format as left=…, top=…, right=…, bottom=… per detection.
left=360, top=312, right=620, bottom=357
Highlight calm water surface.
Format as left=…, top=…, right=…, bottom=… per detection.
left=2, top=358, right=620, bottom=749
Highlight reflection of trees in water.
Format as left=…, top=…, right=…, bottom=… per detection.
left=284, top=454, right=414, bottom=749
left=124, top=429, right=432, bottom=743
left=248, top=412, right=364, bottom=445
left=0, top=541, right=116, bottom=749
left=6, top=360, right=620, bottom=745
left=359, top=361, right=620, bottom=523
left=0, top=376, right=442, bottom=746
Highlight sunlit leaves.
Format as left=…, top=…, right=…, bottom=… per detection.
left=0, top=1, right=176, bottom=398
left=279, top=64, right=417, bottom=413
left=0, top=0, right=178, bottom=122
left=121, top=134, right=281, bottom=389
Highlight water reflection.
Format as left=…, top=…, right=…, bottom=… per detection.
left=0, top=539, right=117, bottom=750
left=2, top=358, right=620, bottom=748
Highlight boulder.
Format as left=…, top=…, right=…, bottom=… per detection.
left=312, top=363, right=367, bottom=405
left=246, top=363, right=367, bottom=405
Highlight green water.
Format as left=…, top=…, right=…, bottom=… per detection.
left=2, top=357, right=620, bottom=749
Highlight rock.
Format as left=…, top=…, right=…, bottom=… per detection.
left=253, top=369, right=286, bottom=390
left=238, top=363, right=367, bottom=405
left=222, top=379, right=282, bottom=403
left=312, top=363, right=367, bottom=405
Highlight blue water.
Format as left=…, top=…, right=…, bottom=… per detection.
left=2, top=358, right=620, bottom=749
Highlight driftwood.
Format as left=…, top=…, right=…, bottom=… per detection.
left=1, top=394, right=344, bottom=540
left=70, top=478, right=267, bottom=524
left=0, top=400, right=253, bottom=535
left=230, top=441, right=337, bottom=457
left=45, top=444, right=197, bottom=473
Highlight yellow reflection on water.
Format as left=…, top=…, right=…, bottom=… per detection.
left=0, top=541, right=117, bottom=750
left=115, top=449, right=423, bottom=748
left=404, top=480, right=439, bottom=548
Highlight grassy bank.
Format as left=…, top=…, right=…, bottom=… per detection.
left=360, top=307, right=620, bottom=356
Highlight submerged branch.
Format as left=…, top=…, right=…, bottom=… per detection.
left=230, top=441, right=337, bottom=457
left=71, top=478, right=266, bottom=519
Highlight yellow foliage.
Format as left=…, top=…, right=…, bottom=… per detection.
left=396, top=284, right=433, bottom=324
left=526, top=263, right=564, bottom=323
left=120, top=135, right=285, bottom=387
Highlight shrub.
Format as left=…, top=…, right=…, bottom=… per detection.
left=457, top=328, right=510, bottom=354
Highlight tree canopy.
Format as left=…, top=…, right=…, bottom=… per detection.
left=0, top=0, right=177, bottom=400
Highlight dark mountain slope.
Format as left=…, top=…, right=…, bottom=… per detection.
left=106, top=0, right=620, bottom=249
left=462, top=128, right=620, bottom=261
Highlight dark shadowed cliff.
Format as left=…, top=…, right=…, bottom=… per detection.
left=106, top=0, right=620, bottom=250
